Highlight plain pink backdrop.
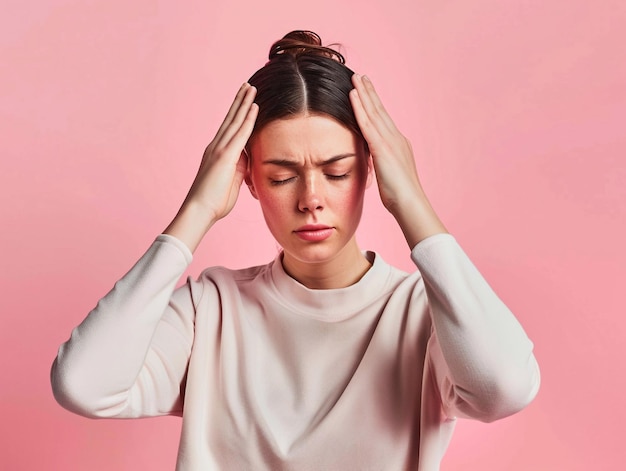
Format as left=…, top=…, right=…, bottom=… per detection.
left=2, top=0, right=625, bottom=469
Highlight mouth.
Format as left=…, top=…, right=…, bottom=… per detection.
left=294, top=225, right=334, bottom=242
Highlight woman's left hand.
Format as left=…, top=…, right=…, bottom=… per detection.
left=350, top=73, right=447, bottom=246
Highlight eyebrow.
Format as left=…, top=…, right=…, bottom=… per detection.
left=262, top=153, right=357, bottom=168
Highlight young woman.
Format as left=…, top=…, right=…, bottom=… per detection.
left=52, top=31, right=540, bottom=470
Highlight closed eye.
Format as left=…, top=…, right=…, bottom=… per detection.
left=270, top=177, right=297, bottom=186
left=270, top=173, right=349, bottom=185
left=326, top=173, right=349, bottom=181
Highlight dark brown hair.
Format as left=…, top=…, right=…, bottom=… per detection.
left=246, top=30, right=366, bottom=152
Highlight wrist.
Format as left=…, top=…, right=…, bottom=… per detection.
left=163, top=201, right=217, bottom=253
left=389, top=191, right=448, bottom=249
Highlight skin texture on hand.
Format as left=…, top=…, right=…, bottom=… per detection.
left=163, top=83, right=258, bottom=253
left=349, top=74, right=448, bottom=248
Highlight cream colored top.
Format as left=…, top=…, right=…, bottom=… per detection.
left=52, top=233, right=540, bottom=470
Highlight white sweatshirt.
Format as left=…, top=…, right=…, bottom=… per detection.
left=51, top=233, right=540, bottom=470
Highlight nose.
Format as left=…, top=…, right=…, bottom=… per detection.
left=298, top=174, right=324, bottom=213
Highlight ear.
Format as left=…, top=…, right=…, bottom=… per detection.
left=245, top=175, right=259, bottom=200
left=243, top=149, right=259, bottom=200
left=365, top=154, right=374, bottom=189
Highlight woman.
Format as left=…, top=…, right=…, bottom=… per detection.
left=52, top=31, right=540, bottom=470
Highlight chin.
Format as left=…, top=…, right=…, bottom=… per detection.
left=282, top=236, right=358, bottom=266
left=283, top=244, right=336, bottom=264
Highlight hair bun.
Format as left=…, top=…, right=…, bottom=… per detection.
left=268, top=30, right=345, bottom=64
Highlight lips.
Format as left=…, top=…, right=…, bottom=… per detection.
left=294, top=225, right=334, bottom=242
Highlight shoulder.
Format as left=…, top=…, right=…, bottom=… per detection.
left=179, top=260, right=275, bottom=310
left=366, top=252, right=431, bottom=332
left=197, top=260, right=273, bottom=286
left=366, top=250, right=426, bottom=298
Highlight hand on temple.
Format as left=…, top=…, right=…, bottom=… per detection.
left=164, top=83, right=258, bottom=252
left=350, top=74, right=448, bottom=247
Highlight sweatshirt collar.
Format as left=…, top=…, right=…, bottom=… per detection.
left=267, top=251, right=393, bottom=321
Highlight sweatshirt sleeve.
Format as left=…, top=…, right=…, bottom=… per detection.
left=51, top=234, right=198, bottom=419
left=411, top=233, right=540, bottom=423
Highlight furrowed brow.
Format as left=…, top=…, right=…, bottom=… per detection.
left=318, top=153, right=357, bottom=166
left=261, top=153, right=357, bottom=167
left=262, top=159, right=299, bottom=167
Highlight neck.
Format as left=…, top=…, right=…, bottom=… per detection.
left=281, top=239, right=372, bottom=289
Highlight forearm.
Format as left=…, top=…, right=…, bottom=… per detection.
left=412, top=234, right=540, bottom=421
left=390, top=187, right=448, bottom=249
left=163, top=200, right=218, bottom=254
left=51, top=235, right=194, bottom=418
left=52, top=83, right=255, bottom=416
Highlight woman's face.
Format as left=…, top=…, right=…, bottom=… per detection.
left=247, top=114, right=372, bottom=268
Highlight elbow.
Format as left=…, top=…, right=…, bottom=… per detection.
left=448, top=356, right=541, bottom=423
left=473, top=359, right=541, bottom=423
left=50, top=357, right=127, bottom=419
left=50, top=357, right=98, bottom=418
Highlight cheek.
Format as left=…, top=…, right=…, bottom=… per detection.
left=255, top=188, right=293, bottom=225
left=251, top=171, right=283, bottom=214
left=330, top=182, right=366, bottom=217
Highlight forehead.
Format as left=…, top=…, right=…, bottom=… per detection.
left=251, top=114, right=360, bottom=161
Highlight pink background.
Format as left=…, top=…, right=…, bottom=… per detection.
left=2, top=0, right=625, bottom=469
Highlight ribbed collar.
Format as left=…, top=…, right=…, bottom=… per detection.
left=267, top=251, right=395, bottom=322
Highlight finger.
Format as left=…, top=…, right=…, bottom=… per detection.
left=353, top=75, right=391, bottom=125
left=349, top=87, right=382, bottom=146
left=360, top=76, right=397, bottom=136
left=352, top=74, right=398, bottom=135
left=226, top=101, right=259, bottom=152
left=214, top=83, right=255, bottom=143
left=217, top=86, right=257, bottom=149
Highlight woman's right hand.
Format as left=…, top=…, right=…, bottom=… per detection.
left=163, top=83, right=258, bottom=252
